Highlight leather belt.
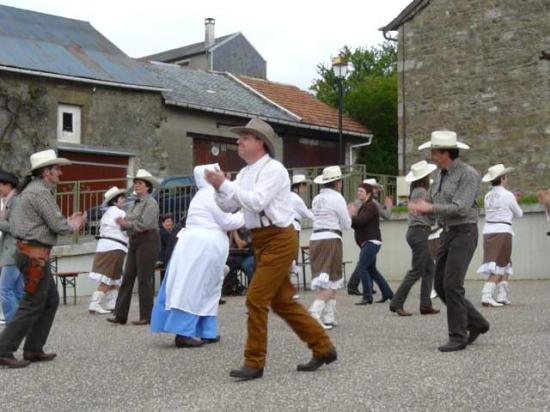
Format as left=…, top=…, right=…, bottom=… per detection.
left=313, top=229, right=342, bottom=236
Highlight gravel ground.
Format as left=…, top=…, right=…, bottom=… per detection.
left=0, top=280, right=549, bottom=412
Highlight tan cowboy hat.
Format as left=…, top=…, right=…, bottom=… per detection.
left=482, top=164, right=514, bottom=183
left=362, top=178, right=383, bottom=190
left=418, top=131, right=470, bottom=150
left=133, top=169, right=160, bottom=188
left=314, top=166, right=347, bottom=184
left=292, top=174, right=311, bottom=185
left=27, top=149, right=71, bottom=174
left=230, top=117, right=276, bottom=157
left=103, top=186, right=127, bottom=204
left=405, top=160, right=438, bottom=183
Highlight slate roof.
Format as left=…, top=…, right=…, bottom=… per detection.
left=237, top=76, right=371, bottom=136
left=142, top=33, right=239, bottom=62
left=0, top=4, right=162, bottom=90
left=379, top=0, right=431, bottom=32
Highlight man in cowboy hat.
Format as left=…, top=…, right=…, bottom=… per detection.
left=409, top=131, right=490, bottom=352
left=205, top=117, right=336, bottom=381
left=0, top=149, right=86, bottom=368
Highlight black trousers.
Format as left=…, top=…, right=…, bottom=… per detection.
left=114, top=230, right=160, bottom=322
left=391, top=226, right=434, bottom=310
left=434, top=224, right=487, bottom=342
left=0, top=251, right=59, bottom=357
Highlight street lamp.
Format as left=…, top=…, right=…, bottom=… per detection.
left=332, top=56, right=348, bottom=166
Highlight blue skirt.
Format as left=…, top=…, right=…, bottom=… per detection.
left=151, top=273, right=218, bottom=339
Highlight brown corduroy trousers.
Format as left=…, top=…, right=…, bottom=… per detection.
left=244, top=225, right=334, bottom=369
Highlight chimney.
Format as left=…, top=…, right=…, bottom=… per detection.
left=205, top=18, right=215, bottom=47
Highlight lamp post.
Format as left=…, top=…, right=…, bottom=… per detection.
left=332, top=56, right=348, bottom=166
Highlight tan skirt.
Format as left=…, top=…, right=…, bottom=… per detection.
left=482, top=233, right=512, bottom=267
left=91, top=250, right=126, bottom=280
left=310, top=238, right=343, bottom=281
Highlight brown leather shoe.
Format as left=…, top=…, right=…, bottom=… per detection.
left=297, top=349, right=337, bottom=372
left=23, top=351, right=57, bottom=362
left=420, top=307, right=441, bottom=315
left=175, top=335, right=204, bottom=348
left=229, top=366, right=264, bottom=381
left=130, top=319, right=150, bottom=326
left=0, top=356, right=31, bottom=368
left=390, top=306, right=412, bottom=316
left=106, top=317, right=127, bottom=325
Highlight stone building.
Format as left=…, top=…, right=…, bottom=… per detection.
left=381, top=0, right=550, bottom=191
left=143, top=18, right=267, bottom=79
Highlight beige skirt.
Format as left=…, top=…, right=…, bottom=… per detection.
left=91, top=250, right=126, bottom=280
left=310, top=238, right=343, bottom=281
left=478, top=232, right=513, bottom=276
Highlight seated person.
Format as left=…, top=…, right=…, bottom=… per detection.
left=226, top=229, right=256, bottom=284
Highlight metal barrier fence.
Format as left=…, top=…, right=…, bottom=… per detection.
left=56, top=165, right=396, bottom=243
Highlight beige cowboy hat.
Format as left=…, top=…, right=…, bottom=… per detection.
left=292, top=174, right=311, bottom=185
left=27, top=149, right=71, bottom=174
left=405, top=160, right=438, bottom=183
left=103, top=186, right=127, bottom=204
left=133, top=169, right=160, bottom=188
left=362, top=178, right=383, bottom=190
left=314, top=166, right=347, bottom=184
left=482, top=164, right=514, bottom=183
left=230, top=117, right=276, bottom=157
left=418, top=131, right=470, bottom=150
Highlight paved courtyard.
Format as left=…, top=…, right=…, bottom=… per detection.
left=1, top=280, right=549, bottom=411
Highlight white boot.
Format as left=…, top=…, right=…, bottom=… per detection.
left=322, top=299, right=338, bottom=326
left=496, top=281, right=511, bottom=305
left=309, top=300, right=332, bottom=330
left=481, top=282, right=503, bottom=307
left=88, top=291, right=110, bottom=314
left=104, top=290, right=118, bottom=311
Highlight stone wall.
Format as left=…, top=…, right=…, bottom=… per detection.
left=396, top=0, right=550, bottom=192
left=0, top=72, right=166, bottom=176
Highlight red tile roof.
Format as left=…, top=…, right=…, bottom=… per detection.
left=237, top=76, right=371, bottom=136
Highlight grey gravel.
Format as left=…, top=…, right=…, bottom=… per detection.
left=1, top=280, right=549, bottom=412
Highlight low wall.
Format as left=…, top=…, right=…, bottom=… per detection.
left=52, top=206, right=550, bottom=297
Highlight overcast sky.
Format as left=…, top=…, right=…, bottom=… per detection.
left=3, top=0, right=411, bottom=90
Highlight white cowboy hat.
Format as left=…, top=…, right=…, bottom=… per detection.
left=482, top=164, right=514, bottom=183
left=133, top=169, right=160, bottom=188
left=103, top=186, right=127, bottom=204
left=292, top=174, right=311, bottom=185
left=362, top=178, right=383, bottom=189
left=27, top=149, right=71, bottom=174
left=314, top=166, right=347, bottom=184
left=418, top=131, right=470, bottom=150
left=230, top=117, right=276, bottom=157
left=405, top=160, right=438, bottom=183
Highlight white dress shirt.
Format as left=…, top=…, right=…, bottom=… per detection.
left=483, top=186, right=523, bottom=235
left=290, top=191, right=314, bottom=231
left=216, top=154, right=294, bottom=229
left=310, top=188, right=352, bottom=241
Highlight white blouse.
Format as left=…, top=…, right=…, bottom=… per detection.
left=310, top=188, right=351, bottom=241
left=290, top=191, right=314, bottom=231
left=96, top=206, right=129, bottom=253
left=186, top=188, right=244, bottom=232
left=483, top=186, right=523, bottom=235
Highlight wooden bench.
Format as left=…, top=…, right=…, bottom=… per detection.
left=54, top=271, right=79, bottom=305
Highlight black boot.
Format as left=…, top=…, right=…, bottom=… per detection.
left=229, top=366, right=264, bottom=381
left=297, top=350, right=337, bottom=372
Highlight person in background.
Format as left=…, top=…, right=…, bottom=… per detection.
left=108, top=169, right=160, bottom=326
left=477, top=164, right=523, bottom=307
left=536, top=189, right=550, bottom=236
left=88, top=187, right=128, bottom=314
left=309, top=166, right=351, bottom=329
left=158, top=215, right=174, bottom=282
left=0, top=170, right=23, bottom=324
left=390, top=161, right=440, bottom=316
left=228, top=229, right=255, bottom=284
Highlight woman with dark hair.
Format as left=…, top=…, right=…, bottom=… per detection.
left=88, top=186, right=128, bottom=314
left=308, top=166, right=351, bottom=329
left=477, top=164, right=523, bottom=306
left=351, top=183, right=394, bottom=306
left=390, top=161, right=440, bottom=316
left=108, top=169, right=160, bottom=326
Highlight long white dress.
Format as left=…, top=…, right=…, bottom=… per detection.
left=151, top=164, right=244, bottom=339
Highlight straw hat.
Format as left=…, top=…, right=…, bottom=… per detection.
left=103, top=186, right=127, bottom=204
left=418, top=131, right=470, bottom=150
left=133, top=169, right=160, bottom=188
left=27, top=149, right=71, bottom=174
left=482, top=164, right=514, bottom=183
left=405, top=160, right=438, bottom=183
left=313, top=166, right=347, bottom=184
left=362, top=178, right=383, bottom=189
left=230, top=118, right=276, bottom=157
left=292, top=174, right=311, bottom=185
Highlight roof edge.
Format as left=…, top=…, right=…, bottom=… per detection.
left=379, top=0, right=431, bottom=32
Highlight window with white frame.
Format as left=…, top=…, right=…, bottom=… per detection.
left=57, top=104, right=81, bottom=143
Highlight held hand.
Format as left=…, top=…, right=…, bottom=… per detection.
left=348, top=202, right=359, bottom=216
left=409, top=199, right=433, bottom=215
left=116, top=217, right=129, bottom=229
left=205, top=168, right=226, bottom=190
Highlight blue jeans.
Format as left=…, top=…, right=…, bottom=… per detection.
left=241, top=255, right=256, bottom=283
left=356, top=242, right=394, bottom=302
left=0, top=265, right=25, bottom=323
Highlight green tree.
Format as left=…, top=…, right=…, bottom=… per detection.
left=310, top=42, right=398, bottom=175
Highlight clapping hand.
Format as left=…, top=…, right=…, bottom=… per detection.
left=384, top=195, right=394, bottom=210
left=205, top=167, right=226, bottom=190
left=348, top=202, right=359, bottom=216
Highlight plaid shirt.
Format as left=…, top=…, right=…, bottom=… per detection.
left=429, top=159, right=480, bottom=229
left=10, top=179, right=73, bottom=246
left=125, top=195, right=159, bottom=236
